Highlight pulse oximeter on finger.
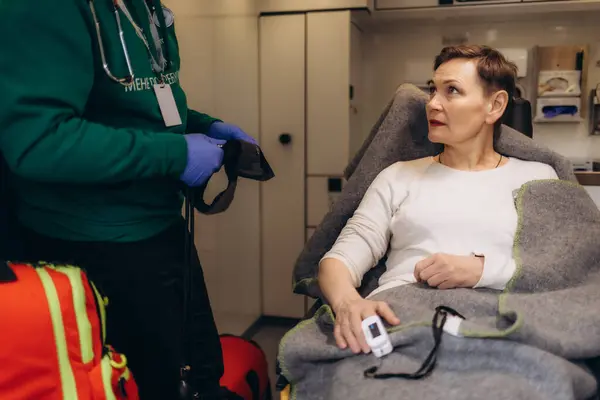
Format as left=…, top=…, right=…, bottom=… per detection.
left=361, top=315, right=393, bottom=358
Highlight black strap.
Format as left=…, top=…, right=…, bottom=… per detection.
left=180, top=188, right=196, bottom=398
left=189, top=140, right=275, bottom=215
left=179, top=140, right=275, bottom=397
left=364, top=306, right=465, bottom=380
left=180, top=139, right=273, bottom=352
left=182, top=188, right=195, bottom=362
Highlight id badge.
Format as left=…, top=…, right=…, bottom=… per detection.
left=153, top=83, right=182, bottom=127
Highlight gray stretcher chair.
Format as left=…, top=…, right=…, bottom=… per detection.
left=275, top=83, right=600, bottom=398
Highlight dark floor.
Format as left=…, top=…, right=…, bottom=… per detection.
left=249, top=320, right=298, bottom=396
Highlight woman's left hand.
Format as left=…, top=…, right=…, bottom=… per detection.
left=414, top=253, right=483, bottom=289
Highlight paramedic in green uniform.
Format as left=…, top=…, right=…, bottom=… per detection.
left=0, top=0, right=256, bottom=398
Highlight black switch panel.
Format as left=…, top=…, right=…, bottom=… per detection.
left=328, top=178, right=343, bottom=193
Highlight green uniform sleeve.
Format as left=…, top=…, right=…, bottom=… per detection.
left=0, top=0, right=188, bottom=184
left=186, top=109, right=222, bottom=134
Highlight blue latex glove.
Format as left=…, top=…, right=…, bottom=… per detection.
left=180, top=134, right=226, bottom=187
left=208, top=122, right=258, bottom=145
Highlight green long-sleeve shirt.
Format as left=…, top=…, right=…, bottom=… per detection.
left=0, top=0, right=220, bottom=241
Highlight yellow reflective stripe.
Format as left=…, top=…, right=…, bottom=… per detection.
left=35, top=268, right=79, bottom=400
left=109, top=353, right=128, bottom=369
left=53, top=267, right=94, bottom=364
left=101, top=355, right=118, bottom=400
left=90, top=281, right=107, bottom=344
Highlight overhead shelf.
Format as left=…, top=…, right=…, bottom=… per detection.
left=258, top=0, right=371, bottom=14
left=367, top=0, right=600, bottom=21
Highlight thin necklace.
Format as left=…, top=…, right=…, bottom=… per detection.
left=438, top=152, right=503, bottom=169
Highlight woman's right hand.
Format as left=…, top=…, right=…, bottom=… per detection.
left=332, top=297, right=400, bottom=354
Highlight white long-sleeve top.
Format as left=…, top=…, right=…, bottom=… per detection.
left=321, top=156, right=559, bottom=298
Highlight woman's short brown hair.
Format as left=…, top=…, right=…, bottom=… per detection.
left=433, top=45, right=518, bottom=101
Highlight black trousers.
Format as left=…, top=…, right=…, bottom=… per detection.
left=18, top=219, right=224, bottom=400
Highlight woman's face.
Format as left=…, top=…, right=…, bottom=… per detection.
left=426, top=58, right=504, bottom=146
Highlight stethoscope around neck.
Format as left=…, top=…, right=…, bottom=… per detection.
left=88, top=0, right=170, bottom=87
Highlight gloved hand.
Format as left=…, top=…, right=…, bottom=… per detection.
left=180, top=134, right=226, bottom=187
left=207, top=122, right=258, bottom=145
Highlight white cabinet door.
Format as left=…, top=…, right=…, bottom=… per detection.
left=259, top=14, right=307, bottom=318
left=349, top=21, right=364, bottom=160
left=306, top=11, right=352, bottom=176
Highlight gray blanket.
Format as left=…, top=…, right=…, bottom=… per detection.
left=280, top=180, right=600, bottom=399
left=281, top=84, right=600, bottom=399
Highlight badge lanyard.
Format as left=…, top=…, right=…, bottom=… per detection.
left=116, top=0, right=182, bottom=127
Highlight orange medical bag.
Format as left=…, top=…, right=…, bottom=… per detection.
left=0, top=261, right=139, bottom=400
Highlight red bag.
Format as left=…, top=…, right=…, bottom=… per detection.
left=219, top=334, right=272, bottom=400
left=0, top=262, right=139, bottom=400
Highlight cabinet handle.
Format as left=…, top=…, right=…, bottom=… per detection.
left=279, top=133, right=292, bottom=145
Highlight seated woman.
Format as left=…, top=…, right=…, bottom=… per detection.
left=318, top=45, right=558, bottom=356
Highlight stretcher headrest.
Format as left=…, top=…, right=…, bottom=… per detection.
left=501, top=97, right=534, bottom=139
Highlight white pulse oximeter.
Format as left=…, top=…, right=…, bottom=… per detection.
left=361, top=315, right=393, bottom=358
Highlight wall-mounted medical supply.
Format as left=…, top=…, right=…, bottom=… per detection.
left=538, top=70, right=581, bottom=97
left=534, top=97, right=582, bottom=123
left=533, top=45, right=588, bottom=124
